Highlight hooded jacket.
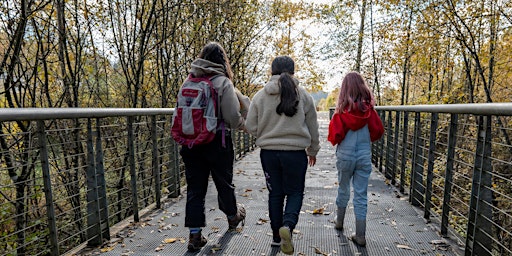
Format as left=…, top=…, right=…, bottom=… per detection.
left=245, top=75, right=320, bottom=156
left=327, top=104, right=384, bottom=146
left=189, top=58, right=246, bottom=130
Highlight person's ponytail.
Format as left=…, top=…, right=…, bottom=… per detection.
left=276, top=73, right=298, bottom=117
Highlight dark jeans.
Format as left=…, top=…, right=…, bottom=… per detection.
left=260, top=149, right=307, bottom=233
left=181, top=132, right=236, bottom=227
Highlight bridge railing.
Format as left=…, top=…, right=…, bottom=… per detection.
left=0, top=108, right=255, bottom=256
left=373, top=103, right=512, bottom=256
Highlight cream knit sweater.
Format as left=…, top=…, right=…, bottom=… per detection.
left=245, top=75, right=320, bottom=156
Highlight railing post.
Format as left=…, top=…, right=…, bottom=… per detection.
left=424, top=112, right=438, bottom=220
left=410, top=112, right=425, bottom=206
left=151, top=116, right=161, bottom=209
left=441, top=113, right=458, bottom=236
left=169, top=140, right=180, bottom=198
left=86, top=119, right=101, bottom=246
left=86, top=118, right=110, bottom=246
left=95, top=118, right=110, bottom=241
left=127, top=116, right=140, bottom=222
left=384, top=111, right=393, bottom=180
left=391, top=111, right=401, bottom=185
left=37, top=120, right=60, bottom=255
left=399, top=111, right=409, bottom=193
left=372, top=110, right=380, bottom=165
left=465, top=116, right=493, bottom=256
left=378, top=110, right=386, bottom=173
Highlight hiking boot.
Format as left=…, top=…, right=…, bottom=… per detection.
left=271, top=229, right=281, bottom=247
left=187, top=232, right=207, bottom=252
left=279, top=226, right=294, bottom=255
left=228, top=205, right=246, bottom=230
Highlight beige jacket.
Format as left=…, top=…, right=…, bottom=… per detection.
left=245, top=75, right=320, bottom=156
left=189, top=59, right=248, bottom=130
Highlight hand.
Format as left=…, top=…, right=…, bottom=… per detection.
left=308, top=155, right=316, bottom=167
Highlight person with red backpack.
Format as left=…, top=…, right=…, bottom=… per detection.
left=173, top=42, right=250, bottom=252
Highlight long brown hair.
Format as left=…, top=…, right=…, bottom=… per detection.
left=272, top=56, right=298, bottom=117
left=335, top=72, right=375, bottom=114
left=198, top=42, right=234, bottom=80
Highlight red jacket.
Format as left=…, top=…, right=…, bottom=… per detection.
left=328, top=105, right=384, bottom=146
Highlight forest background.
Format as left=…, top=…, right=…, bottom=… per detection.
left=2, top=0, right=511, bottom=111
left=1, top=0, right=512, bottom=255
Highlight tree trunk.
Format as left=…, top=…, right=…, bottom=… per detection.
left=355, top=0, right=367, bottom=72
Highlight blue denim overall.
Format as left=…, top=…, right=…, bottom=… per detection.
left=335, top=125, right=372, bottom=221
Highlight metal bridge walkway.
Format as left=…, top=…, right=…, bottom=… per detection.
left=72, top=112, right=459, bottom=256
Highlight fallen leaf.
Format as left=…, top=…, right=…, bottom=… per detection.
left=312, top=246, right=330, bottom=255
left=312, top=208, right=325, bottom=215
left=100, top=246, right=115, bottom=252
left=154, top=244, right=165, bottom=251
left=257, top=218, right=269, bottom=225
left=397, top=244, right=414, bottom=250
left=163, top=238, right=178, bottom=243
left=211, top=243, right=222, bottom=253
left=429, top=239, right=448, bottom=245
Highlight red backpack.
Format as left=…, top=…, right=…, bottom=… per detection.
left=171, top=75, right=220, bottom=148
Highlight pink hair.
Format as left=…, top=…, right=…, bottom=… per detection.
left=335, top=72, right=375, bottom=114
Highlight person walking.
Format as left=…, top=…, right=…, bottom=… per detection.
left=245, top=56, right=320, bottom=255
left=327, top=71, right=384, bottom=247
left=179, top=42, right=249, bottom=252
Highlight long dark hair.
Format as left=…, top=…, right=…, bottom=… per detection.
left=272, top=56, right=298, bottom=117
left=198, top=42, right=234, bottom=80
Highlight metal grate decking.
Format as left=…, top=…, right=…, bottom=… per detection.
left=72, top=112, right=459, bottom=256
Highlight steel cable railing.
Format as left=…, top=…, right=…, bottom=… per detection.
left=0, top=108, right=255, bottom=256
left=373, top=103, right=512, bottom=256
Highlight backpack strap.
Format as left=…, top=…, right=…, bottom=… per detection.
left=208, top=75, right=227, bottom=148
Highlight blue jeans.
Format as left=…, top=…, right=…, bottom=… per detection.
left=181, top=132, right=237, bottom=227
left=260, top=149, right=308, bottom=233
left=335, top=126, right=372, bottom=220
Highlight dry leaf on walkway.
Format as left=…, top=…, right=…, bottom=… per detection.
left=396, top=244, right=414, bottom=250
left=313, top=207, right=325, bottom=214
left=429, top=239, right=448, bottom=245
left=163, top=238, right=178, bottom=243
left=312, top=246, right=330, bottom=255
left=211, top=243, right=222, bottom=253
left=154, top=244, right=165, bottom=251
left=100, top=246, right=115, bottom=252
left=257, top=218, right=269, bottom=225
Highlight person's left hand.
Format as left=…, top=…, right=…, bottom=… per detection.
left=308, top=155, right=316, bottom=167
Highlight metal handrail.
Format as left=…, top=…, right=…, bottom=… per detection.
left=376, top=103, right=512, bottom=115
left=0, top=108, right=175, bottom=121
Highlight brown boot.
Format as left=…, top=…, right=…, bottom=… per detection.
left=187, top=232, right=207, bottom=252
left=228, top=205, right=246, bottom=230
